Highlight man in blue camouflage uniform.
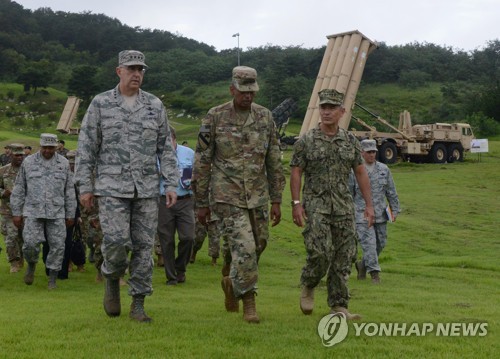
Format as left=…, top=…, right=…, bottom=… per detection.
left=193, top=66, right=285, bottom=323
left=290, top=89, right=374, bottom=320
left=0, top=143, right=26, bottom=273
left=75, top=50, right=179, bottom=322
left=11, top=134, right=76, bottom=290
left=349, top=139, right=400, bottom=284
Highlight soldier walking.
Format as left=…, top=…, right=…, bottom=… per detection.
left=193, top=66, right=285, bottom=323
left=75, top=50, right=178, bottom=322
left=10, top=134, right=76, bottom=289
left=0, top=144, right=26, bottom=273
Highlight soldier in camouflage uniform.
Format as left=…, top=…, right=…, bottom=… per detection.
left=349, top=139, right=400, bottom=284
left=0, top=144, right=26, bottom=273
left=290, top=89, right=374, bottom=320
left=10, top=134, right=76, bottom=290
left=74, top=50, right=179, bottom=322
left=193, top=66, right=285, bottom=323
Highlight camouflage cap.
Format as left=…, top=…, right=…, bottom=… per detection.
left=66, top=150, right=77, bottom=164
left=318, top=89, right=344, bottom=106
left=118, top=50, right=148, bottom=68
left=361, top=139, right=378, bottom=152
left=40, top=133, right=58, bottom=147
left=232, top=66, right=259, bottom=92
left=9, top=143, right=25, bottom=155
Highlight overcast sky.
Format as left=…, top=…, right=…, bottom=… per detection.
left=14, top=0, right=499, bottom=52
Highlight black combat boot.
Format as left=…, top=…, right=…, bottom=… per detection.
left=103, top=278, right=121, bottom=317
left=48, top=269, right=58, bottom=290
left=24, top=262, right=36, bottom=285
left=129, top=295, right=152, bottom=322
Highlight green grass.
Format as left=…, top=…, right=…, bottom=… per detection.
left=0, top=85, right=499, bottom=358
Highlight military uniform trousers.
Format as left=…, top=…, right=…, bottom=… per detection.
left=2, top=214, right=23, bottom=263
left=356, top=222, right=387, bottom=273
left=301, top=212, right=358, bottom=309
left=98, top=196, right=158, bottom=297
left=193, top=218, right=221, bottom=259
left=22, top=217, right=66, bottom=271
left=157, top=195, right=195, bottom=282
left=214, top=203, right=269, bottom=298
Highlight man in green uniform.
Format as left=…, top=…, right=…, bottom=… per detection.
left=290, top=89, right=374, bottom=320
left=193, top=66, right=285, bottom=323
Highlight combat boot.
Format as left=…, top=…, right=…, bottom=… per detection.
left=242, top=291, right=260, bottom=324
left=157, top=254, right=164, bottom=267
left=370, top=271, right=381, bottom=284
left=355, top=261, right=367, bottom=280
left=103, top=278, right=121, bottom=317
left=88, top=247, right=95, bottom=263
left=300, top=286, right=315, bottom=315
left=129, top=295, right=152, bottom=322
left=24, top=262, right=36, bottom=285
left=331, top=306, right=362, bottom=320
left=95, top=270, right=103, bottom=283
left=10, top=260, right=21, bottom=273
left=48, top=269, right=58, bottom=290
left=221, top=276, right=239, bottom=312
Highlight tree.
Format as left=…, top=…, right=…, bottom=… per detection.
left=67, top=65, right=100, bottom=103
left=16, top=60, right=52, bottom=94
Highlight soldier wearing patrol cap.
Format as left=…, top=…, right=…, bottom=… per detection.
left=75, top=50, right=179, bottom=322
left=290, top=89, right=375, bottom=320
left=10, top=134, right=76, bottom=290
left=0, top=143, right=26, bottom=273
left=193, top=65, right=285, bottom=323
left=349, top=139, right=400, bottom=284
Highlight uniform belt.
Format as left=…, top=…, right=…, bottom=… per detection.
left=177, top=194, right=192, bottom=201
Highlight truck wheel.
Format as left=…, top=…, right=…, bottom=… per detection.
left=378, top=142, right=397, bottom=164
left=429, top=143, right=447, bottom=163
left=448, top=144, right=464, bottom=162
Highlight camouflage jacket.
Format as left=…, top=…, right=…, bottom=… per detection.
left=10, top=152, right=76, bottom=219
left=74, top=85, right=179, bottom=198
left=349, top=161, right=400, bottom=223
left=290, top=126, right=363, bottom=215
left=0, top=163, right=20, bottom=215
left=193, top=100, right=285, bottom=209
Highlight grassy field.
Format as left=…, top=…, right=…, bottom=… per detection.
left=0, top=119, right=498, bottom=358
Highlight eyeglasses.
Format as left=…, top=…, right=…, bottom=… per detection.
left=366, top=150, right=377, bottom=154
left=123, top=65, right=146, bottom=73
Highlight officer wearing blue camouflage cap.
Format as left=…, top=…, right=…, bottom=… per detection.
left=290, top=89, right=375, bottom=320
left=75, top=50, right=179, bottom=322
left=10, top=133, right=76, bottom=290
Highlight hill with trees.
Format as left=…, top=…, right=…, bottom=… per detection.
left=0, top=0, right=499, bottom=136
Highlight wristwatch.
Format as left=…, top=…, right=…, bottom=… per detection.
left=291, top=200, right=301, bottom=207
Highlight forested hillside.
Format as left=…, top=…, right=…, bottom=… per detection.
left=0, top=0, right=499, bottom=135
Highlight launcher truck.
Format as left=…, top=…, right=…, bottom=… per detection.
left=300, top=30, right=475, bottom=164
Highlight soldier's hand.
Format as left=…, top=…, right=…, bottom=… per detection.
left=292, top=204, right=307, bottom=227
left=12, top=216, right=23, bottom=229
left=165, top=191, right=177, bottom=208
left=197, top=207, right=210, bottom=226
left=80, top=193, right=95, bottom=211
left=364, top=205, right=375, bottom=227
left=3, top=189, right=11, bottom=198
left=270, top=203, right=281, bottom=227
left=65, top=218, right=75, bottom=228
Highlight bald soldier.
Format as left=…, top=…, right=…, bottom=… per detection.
left=193, top=66, right=285, bottom=323
left=75, top=50, right=179, bottom=322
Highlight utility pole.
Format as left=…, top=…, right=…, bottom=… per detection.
left=232, top=33, right=240, bottom=66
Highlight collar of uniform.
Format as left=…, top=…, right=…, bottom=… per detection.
left=111, top=85, right=152, bottom=106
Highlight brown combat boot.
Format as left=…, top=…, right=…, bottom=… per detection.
left=103, top=278, right=121, bottom=317
left=48, top=269, right=58, bottom=290
left=24, top=262, right=36, bottom=285
left=95, top=269, right=103, bottom=283
left=300, top=286, right=315, bottom=315
left=157, top=254, right=164, bottom=267
left=370, top=271, right=381, bottom=284
left=129, top=295, right=152, bottom=322
left=242, top=292, right=260, bottom=323
left=355, top=261, right=367, bottom=280
left=331, top=306, right=362, bottom=320
left=211, top=257, right=217, bottom=266
left=221, top=276, right=239, bottom=312
left=10, top=260, right=21, bottom=273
